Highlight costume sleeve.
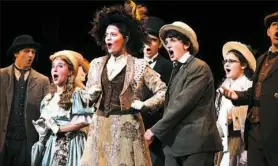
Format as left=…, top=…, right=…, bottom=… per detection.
left=232, top=88, right=252, bottom=106
left=39, top=93, right=52, bottom=119
left=71, top=89, right=96, bottom=124
left=143, top=64, right=167, bottom=112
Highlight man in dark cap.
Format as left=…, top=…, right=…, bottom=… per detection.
left=0, top=35, right=50, bottom=166
left=220, top=11, right=278, bottom=166
left=142, top=16, right=173, bottom=166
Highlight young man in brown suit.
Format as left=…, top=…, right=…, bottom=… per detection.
left=144, top=21, right=222, bottom=166
left=0, top=35, right=50, bottom=166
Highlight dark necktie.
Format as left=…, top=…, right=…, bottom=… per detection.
left=165, top=62, right=183, bottom=106
left=268, top=51, right=278, bottom=60
left=167, top=62, right=183, bottom=89
left=14, top=65, right=29, bottom=84
left=148, top=57, right=158, bottom=65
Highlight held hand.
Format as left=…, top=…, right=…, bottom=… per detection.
left=44, top=118, right=60, bottom=134
left=131, top=100, right=144, bottom=110
left=219, top=86, right=238, bottom=100
left=32, top=119, right=49, bottom=142
left=144, top=129, right=154, bottom=146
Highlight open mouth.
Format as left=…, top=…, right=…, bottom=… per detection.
left=225, top=68, right=231, bottom=73
left=275, top=32, right=278, bottom=37
left=107, top=43, right=112, bottom=49
left=53, top=74, right=58, bottom=81
left=168, top=50, right=174, bottom=55
left=146, top=48, right=151, bottom=52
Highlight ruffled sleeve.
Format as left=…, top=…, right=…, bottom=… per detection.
left=71, top=88, right=96, bottom=124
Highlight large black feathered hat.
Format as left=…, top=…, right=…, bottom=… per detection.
left=7, top=35, right=40, bottom=56
left=89, top=5, right=145, bottom=57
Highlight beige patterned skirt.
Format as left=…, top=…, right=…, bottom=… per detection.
left=80, top=113, right=151, bottom=166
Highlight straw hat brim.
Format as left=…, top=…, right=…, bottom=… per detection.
left=222, top=41, right=256, bottom=72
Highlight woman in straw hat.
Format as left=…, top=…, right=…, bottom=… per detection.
left=80, top=5, right=166, bottom=166
left=31, top=50, right=99, bottom=166
left=215, top=41, right=256, bottom=166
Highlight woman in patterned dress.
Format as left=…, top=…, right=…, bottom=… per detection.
left=31, top=50, right=99, bottom=166
left=80, top=5, right=167, bottom=166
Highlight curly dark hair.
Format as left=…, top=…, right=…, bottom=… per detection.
left=89, top=5, right=146, bottom=57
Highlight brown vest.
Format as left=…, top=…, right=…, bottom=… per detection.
left=99, top=64, right=126, bottom=114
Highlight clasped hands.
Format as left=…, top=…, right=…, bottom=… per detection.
left=33, top=117, right=60, bottom=138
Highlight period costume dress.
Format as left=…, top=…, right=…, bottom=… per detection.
left=80, top=54, right=166, bottom=166
left=31, top=88, right=95, bottom=166
left=216, top=75, right=252, bottom=166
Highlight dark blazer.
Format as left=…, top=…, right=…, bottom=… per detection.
left=151, top=56, right=222, bottom=156
left=0, top=64, right=50, bottom=152
left=152, top=54, right=173, bottom=85
left=234, top=52, right=278, bottom=152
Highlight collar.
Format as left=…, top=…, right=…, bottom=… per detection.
left=177, top=51, right=192, bottom=64
left=14, top=64, right=30, bottom=73
left=144, top=53, right=159, bottom=63
left=110, top=54, right=127, bottom=62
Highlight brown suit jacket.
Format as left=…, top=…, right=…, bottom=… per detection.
left=234, top=52, right=278, bottom=152
left=0, top=64, right=50, bottom=152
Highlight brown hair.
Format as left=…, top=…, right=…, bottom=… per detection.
left=49, top=56, right=75, bottom=110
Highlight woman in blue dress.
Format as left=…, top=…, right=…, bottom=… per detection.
left=31, top=50, right=100, bottom=166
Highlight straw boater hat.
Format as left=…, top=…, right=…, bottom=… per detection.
left=159, top=21, right=199, bottom=55
left=222, top=41, right=256, bottom=72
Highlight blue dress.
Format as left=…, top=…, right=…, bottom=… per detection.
left=31, top=88, right=95, bottom=166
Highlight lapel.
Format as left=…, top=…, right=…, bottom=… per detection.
left=153, top=54, right=162, bottom=72
left=27, top=69, right=38, bottom=92
left=6, top=65, right=14, bottom=115
left=265, top=57, right=278, bottom=79
left=253, top=52, right=278, bottom=81
left=168, top=56, right=194, bottom=90
left=120, top=54, right=134, bottom=95
left=253, top=53, right=267, bottom=82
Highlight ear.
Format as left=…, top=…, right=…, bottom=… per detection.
left=158, top=40, right=163, bottom=48
left=183, top=43, right=190, bottom=50
left=14, top=52, right=18, bottom=58
left=125, top=36, right=129, bottom=43
left=267, top=27, right=271, bottom=37
left=241, top=64, right=247, bottom=70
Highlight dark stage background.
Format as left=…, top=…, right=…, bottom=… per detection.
left=1, top=1, right=278, bottom=87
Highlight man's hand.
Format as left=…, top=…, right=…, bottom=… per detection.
left=144, top=129, right=154, bottom=146
left=131, top=100, right=144, bottom=110
left=219, top=86, right=238, bottom=100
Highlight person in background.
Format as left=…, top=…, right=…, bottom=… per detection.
left=215, top=41, right=256, bottom=166
left=142, top=16, right=173, bottom=166
left=0, top=35, right=50, bottom=166
left=220, top=11, right=278, bottom=166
